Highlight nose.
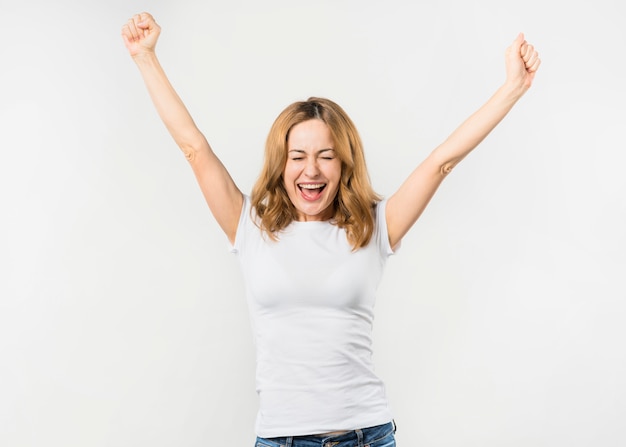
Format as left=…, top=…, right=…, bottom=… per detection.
left=303, top=157, right=320, bottom=177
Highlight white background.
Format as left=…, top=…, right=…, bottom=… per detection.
left=1, top=0, right=625, bottom=446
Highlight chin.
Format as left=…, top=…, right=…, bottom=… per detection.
left=301, top=204, right=334, bottom=221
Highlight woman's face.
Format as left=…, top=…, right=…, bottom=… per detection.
left=283, top=119, right=341, bottom=221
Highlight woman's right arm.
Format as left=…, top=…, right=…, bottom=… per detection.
left=121, top=12, right=243, bottom=243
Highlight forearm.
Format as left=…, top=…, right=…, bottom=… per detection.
left=432, top=81, right=526, bottom=174
left=133, top=52, right=205, bottom=153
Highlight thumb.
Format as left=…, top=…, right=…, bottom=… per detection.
left=510, top=32, right=525, bottom=56
left=136, top=12, right=157, bottom=31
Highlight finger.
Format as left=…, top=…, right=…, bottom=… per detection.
left=137, top=13, right=155, bottom=30
left=522, top=44, right=534, bottom=63
left=525, top=51, right=539, bottom=69
left=121, top=30, right=133, bottom=47
left=127, top=17, right=140, bottom=41
left=132, top=13, right=146, bottom=36
left=124, top=22, right=136, bottom=41
left=508, top=33, right=525, bottom=57
left=528, top=57, right=541, bottom=73
left=121, top=24, right=130, bottom=39
left=133, top=14, right=148, bottom=39
left=138, top=11, right=155, bottom=26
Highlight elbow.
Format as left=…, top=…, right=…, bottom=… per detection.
left=438, top=154, right=467, bottom=176
left=428, top=151, right=461, bottom=177
left=439, top=161, right=456, bottom=176
left=182, top=145, right=196, bottom=162
left=179, top=134, right=210, bottom=163
left=179, top=143, right=198, bottom=162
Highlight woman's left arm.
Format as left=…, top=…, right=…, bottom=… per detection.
left=386, top=33, right=541, bottom=248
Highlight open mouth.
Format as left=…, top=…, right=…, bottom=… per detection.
left=298, top=183, right=326, bottom=200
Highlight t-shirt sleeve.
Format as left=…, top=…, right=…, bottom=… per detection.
left=229, top=194, right=251, bottom=254
left=375, top=199, right=400, bottom=257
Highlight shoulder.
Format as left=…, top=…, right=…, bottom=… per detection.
left=231, top=195, right=262, bottom=253
left=374, top=198, right=399, bottom=255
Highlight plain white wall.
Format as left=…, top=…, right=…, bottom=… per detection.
left=1, top=0, right=625, bottom=446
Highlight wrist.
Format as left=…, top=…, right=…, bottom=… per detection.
left=132, top=50, right=158, bottom=65
left=500, top=80, right=527, bottom=101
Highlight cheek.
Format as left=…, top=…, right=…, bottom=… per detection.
left=282, top=164, right=296, bottom=184
left=328, top=161, right=342, bottom=183
left=282, top=166, right=302, bottom=196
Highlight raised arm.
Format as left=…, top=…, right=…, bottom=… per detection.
left=386, top=33, right=541, bottom=248
left=121, top=12, right=243, bottom=243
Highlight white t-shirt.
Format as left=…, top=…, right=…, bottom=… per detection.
left=231, top=195, right=395, bottom=437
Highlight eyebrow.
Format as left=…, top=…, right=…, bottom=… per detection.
left=288, top=148, right=335, bottom=154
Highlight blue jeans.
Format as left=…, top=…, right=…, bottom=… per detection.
left=255, top=421, right=396, bottom=447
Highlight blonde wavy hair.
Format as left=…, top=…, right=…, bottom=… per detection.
left=251, top=97, right=381, bottom=249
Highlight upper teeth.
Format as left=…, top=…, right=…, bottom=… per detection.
left=300, top=184, right=325, bottom=189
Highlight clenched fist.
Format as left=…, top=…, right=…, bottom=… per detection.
left=505, top=33, right=541, bottom=90
left=121, top=12, right=161, bottom=58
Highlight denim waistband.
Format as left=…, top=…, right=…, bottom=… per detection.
left=257, top=421, right=396, bottom=447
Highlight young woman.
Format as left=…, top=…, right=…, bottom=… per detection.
left=122, top=12, right=540, bottom=447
